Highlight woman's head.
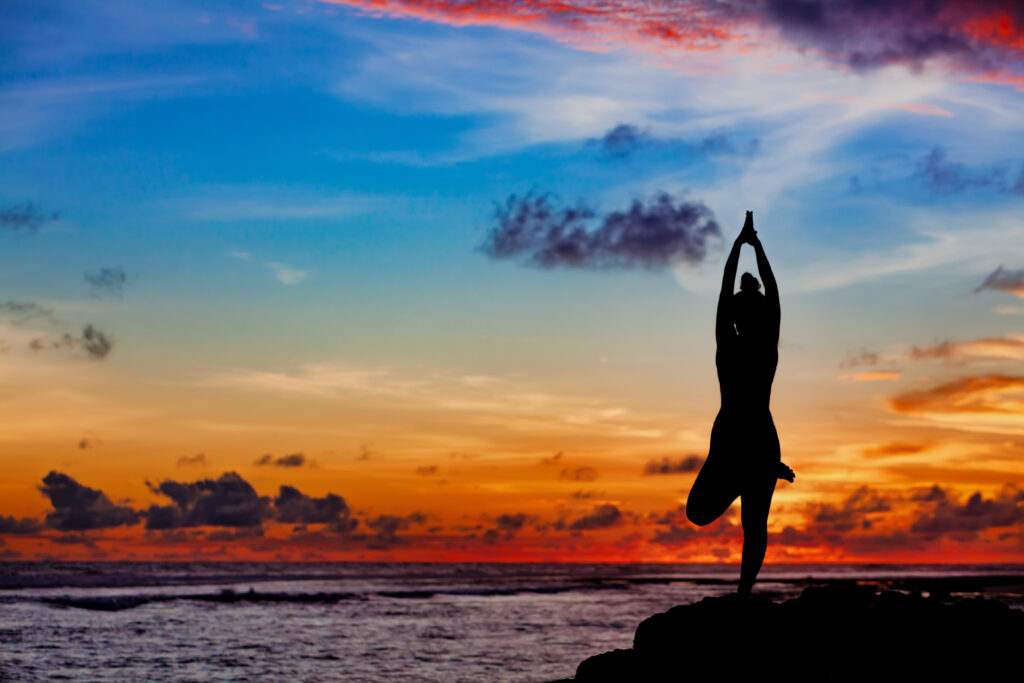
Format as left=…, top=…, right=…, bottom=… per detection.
left=734, top=272, right=765, bottom=336
left=739, top=272, right=760, bottom=294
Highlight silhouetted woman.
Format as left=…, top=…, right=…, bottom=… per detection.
left=686, top=211, right=793, bottom=596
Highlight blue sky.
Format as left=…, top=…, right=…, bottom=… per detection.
left=2, top=0, right=1024, bottom=561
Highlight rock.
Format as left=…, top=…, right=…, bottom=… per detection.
left=570, top=585, right=1024, bottom=682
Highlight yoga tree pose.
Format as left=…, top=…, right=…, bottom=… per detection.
left=686, top=211, right=794, bottom=596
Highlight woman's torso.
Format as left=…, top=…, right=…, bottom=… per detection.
left=715, top=334, right=778, bottom=414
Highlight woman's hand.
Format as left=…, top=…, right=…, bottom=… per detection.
left=739, top=210, right=757, bottom=244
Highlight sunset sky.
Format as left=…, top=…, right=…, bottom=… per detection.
left=2, top=0, right=1024, bottom=563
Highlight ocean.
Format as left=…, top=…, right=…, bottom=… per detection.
left=2, top=562, right=1023, bottom=681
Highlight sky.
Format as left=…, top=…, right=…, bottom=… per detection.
left=1, top=0, right=1024, bottom=563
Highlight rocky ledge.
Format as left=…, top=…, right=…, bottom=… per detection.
left=559, top=584, right=1024, bottom=682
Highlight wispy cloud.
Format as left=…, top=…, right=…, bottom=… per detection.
left=255, top=452, right=309, bottom=468
left=838, top=371, right=901, bottom=382
left=0, top=75, right=218, bottom=151
left=916, top=148, right=1023, bottom=194
left=326, top=0, right=1024, bottom=84
left=84, top=267, right=128, bottom=297
left=889, top=374, right=1024, bottom=434
left=29, top=324, right=114, bottom=360
left=0, top=202, right=58, bottom=231
left=0, top=301, right=58, bottom=324
left=226, top=250, right=309, bottom=285
left=975, top=266, right=1024, bottom=298
left=792, top=212, right=1024, bottom=292
left=202, top=361, right=667, bottom=440
left=643, top=455, right=702, bottom=475
left=910, top=334, right=1024, bottom=362
left=266, top=262, right=308, bottom=285
left=184, top=193, right=385, bottom=221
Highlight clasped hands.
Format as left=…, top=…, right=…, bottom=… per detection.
left=738, top=210, right=759, bottom=246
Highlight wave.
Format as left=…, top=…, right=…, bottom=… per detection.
left=36, top=589, right=365, bottom=611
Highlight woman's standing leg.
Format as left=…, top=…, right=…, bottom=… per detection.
left=737, top=475, right=777, bottom=596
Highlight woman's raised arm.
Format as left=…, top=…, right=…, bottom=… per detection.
left=750, top=233, right=780, bottom=343
left=716, top=213, right=750, bottom=345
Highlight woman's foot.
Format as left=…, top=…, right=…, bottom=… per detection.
left=777, top=461, right=795, bottom=482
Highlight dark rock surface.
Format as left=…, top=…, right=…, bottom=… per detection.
left=567, top=584, right=1024, bottom=682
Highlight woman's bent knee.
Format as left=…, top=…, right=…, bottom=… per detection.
left=685, top=500, right=715, bottom=527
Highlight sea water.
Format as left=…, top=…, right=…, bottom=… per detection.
left=2, top=562, right=1022, bottom=681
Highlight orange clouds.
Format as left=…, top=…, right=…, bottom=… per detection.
left=910, top=334, right=1024, bottom=362
left=887, top=375, right=1024, bottom=435
left=838, top=371, right=900, bottom=381
left=889, top=375, right=1024, bottom=415
left=861, top=442, right=930, bottom=459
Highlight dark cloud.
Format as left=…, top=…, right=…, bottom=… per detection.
left=759, top=0, right=1024, bottom=72
left=915, top=148, right=1014, bottom=194
left=910, top=488, right=1024, bottom=540
left=650, top=524, right=698, bottom=545
left=330, top=1, right=1024, bottom=86
left=30, top=324, right=114, bottom=360
left=205, top=526, right=264, bottom=542
left=275, top=486, right=357, bottom=532
left=495, top=513, right=529, bottom=532
left=540, top=451, right=564, bottom=465
left=974, top=266, right=1024, bottom=298
left=700, top=133, right=760, bottom=156
left=365, top=512, right=428, bottom=543
left=38, top=471, right=140, bottom=531
left=49, top=533, right=98, bottom=548
left=909, top=341, right=957, bottom=360
left=144, top=472, right=271, bottom=529
left=0, top=301, right=56, bottom=324
left=254, top=453, right=307, bottom=467
left=841, top=530, right=931, bottom=554
left=85, top=267, right=128, bottom=296
left=643, top=455, right=703, bottom=475
left=480, top=192, right=720, bottom=270
left=569, top=504, right=622, bottom=530
left=177, top=453, right=207, bottom=467
left=0, top=202, right=58, bottom=231
left=0, top=515, right=44, bottom=535
left=840, top=350, right=880, bottom=368
left=481, top=512, right=533, bottom=542
left=650, top=504, right=688, bottom=526
left=559, top=466, right=598, bottom=482
left=75, top=325, right=113, bottom=359
left=414, top=465, right=438, bottom=476
left=910, top=484, right=950, bottom=503
left=771, top=525, right=817, bottom=547
left=596, top=123, right=650, bottom=159
left=592, top=125, right=758, bottom=161
left=447, top=451, right=479, bottom=459
left=808, top=485, right=894, bottom=534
